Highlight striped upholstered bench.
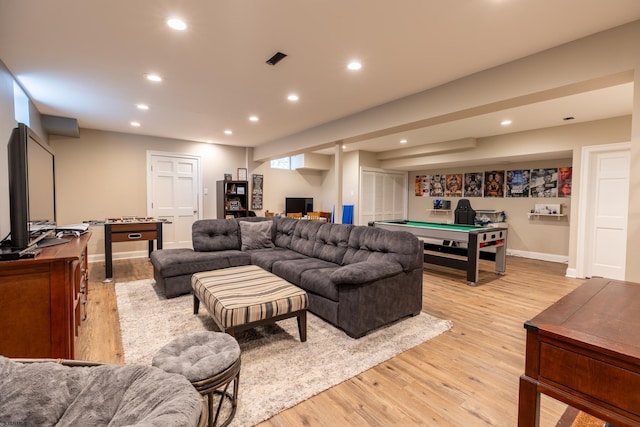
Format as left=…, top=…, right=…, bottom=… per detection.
left=192, top=265, right=309, bottom=342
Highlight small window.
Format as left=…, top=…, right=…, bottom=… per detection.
left=270, top=157, right=291, bottom=170
left=13, top=81, right=30, bottom=126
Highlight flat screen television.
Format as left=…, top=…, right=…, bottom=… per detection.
left=285, top=197, right=313, bottom=216
left=7, top=123, right=56, bottom=249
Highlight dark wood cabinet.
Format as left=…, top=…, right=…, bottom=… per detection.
left=0, top=233, right=90, bottom=359
left=217, top=180, right=249, bottom=218
left=518, top=278, right=640, bottom=426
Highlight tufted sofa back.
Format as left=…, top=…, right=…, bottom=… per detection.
left=313, top=222, right=352, bottom=264
left=343, top=225, right=422, bottom=271
left=192, top=217, right=421, bottom=273
left=192, top=219, right=240, bottom=251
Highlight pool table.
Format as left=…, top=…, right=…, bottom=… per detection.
left=372, top=220, right=507, bottom=286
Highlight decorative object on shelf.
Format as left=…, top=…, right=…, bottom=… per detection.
left=528, top=203, right=565, bottom=219
left=251, top=174, right=263, bottom=210
left=533, top=203, right=562, bottom=215
left=433, top=199, right=451, bottom=210
left=224, top=173, right=233, bottom=182
left=217, top=180, right=249, bottom=218
left=237, top=168, right=248, bottom=181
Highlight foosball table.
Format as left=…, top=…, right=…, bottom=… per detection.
left=103, top=217, right=168, bottom=282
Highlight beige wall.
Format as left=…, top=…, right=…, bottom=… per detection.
left=50, top=128, right=248, bottom=256
left=409, top=160, right=572, bottom=259
left=409, top=116, right=631, bottom=261
left=0, top=62, right=15, bottom=237
left=248, top=160, right=329, bottom=216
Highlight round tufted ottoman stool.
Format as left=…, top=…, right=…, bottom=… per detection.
left=152, top=331, right=241, bottom=427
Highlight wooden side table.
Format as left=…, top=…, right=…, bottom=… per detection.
left=518, top=278, right=640, bottom=426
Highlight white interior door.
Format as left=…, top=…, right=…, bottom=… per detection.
left=359, top=168, right=407, bottom=224
left=581, top=145, right=630, bottom=279
left=147, top=152, right=201, bottom=249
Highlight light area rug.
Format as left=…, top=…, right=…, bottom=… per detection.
left=116, top=279, right=452, bottom=427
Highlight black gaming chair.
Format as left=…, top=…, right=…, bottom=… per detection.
left=454, top=199, right=476, bottom=225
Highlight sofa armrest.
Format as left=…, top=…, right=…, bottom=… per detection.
left=330, top=261, right=403, bottom=285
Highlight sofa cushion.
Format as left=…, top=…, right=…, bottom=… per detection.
left=150, top=248, right=250, bottom=278
left=273, top=217, right=299, bottom=249
left=272, top=257, right=339, bottom=287
left=239, top=220, right=275, bottom=251
left=299, top=267, right=341, bottom=301
left=249, top=247, right=307, bottom=271
left=330, top=261, right=403, bottom=285
left=192, top=219, right=240, bottom=252
left=313, top=223, right=352, bottom=264
left=290, top=220, right=323, bottom=256
left=343, top=226, right=422, bottom=271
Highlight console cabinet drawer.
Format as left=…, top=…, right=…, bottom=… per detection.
left=539, top=342, right=640, bottom=414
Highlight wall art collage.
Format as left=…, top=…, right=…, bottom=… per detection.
left=415, top=167, right=571, bottom=198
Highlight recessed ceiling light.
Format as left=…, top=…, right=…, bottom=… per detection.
left=146, top=73, right=162, bottom=82
left=500, top=119, right=512, bottom=126
left=130, top=121, right=141, bottom=127
left=347, top=61, right=362, bottom=71
left=400, top=139, right=408, bottom=144
left=136, top=103, right=149, bottom=110
left=249, top=115, right=259, bottom=122
left=287, top=94, right=299, bottom=102
left=167, top=18, right=187, bottom=31
left=342, top=145, right=346, bottom=149
left=224, top=129, right=233, bottom=135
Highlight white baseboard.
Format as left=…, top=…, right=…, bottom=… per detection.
left=506, top=249, right=568, bottom=264
left=565, top=267, right=579, bottom=278
left=88, top=250, right=149, bottom=264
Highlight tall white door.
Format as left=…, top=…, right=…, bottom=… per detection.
left=584, top=147, right=630, bottom=279
left=147, top=152, right=201, bottom=249
left=359, top=168, right=407, bottom=224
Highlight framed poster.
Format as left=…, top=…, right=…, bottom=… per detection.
left=530, top=168, right=558, bottom=197
left=237, top=168, right=248, bottom=181
left=464, top=172, right=483, bottom=197
left=506, top=170, right=530, bottom=197
left=484, top=171, right=504, bottom=197
left=415, top=175, right=430, bottom=196
left=445, top=174, right=463, bottom=197
left=251, top=174, right=263, bottom=210
left=558, top=166, right=572, bottom=197
left=429, top=174, right=445, bottom=197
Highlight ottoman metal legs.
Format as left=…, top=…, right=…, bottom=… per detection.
left=192, top=357, right=241, bottom=427
left=152, top=331, right=242, bottom=427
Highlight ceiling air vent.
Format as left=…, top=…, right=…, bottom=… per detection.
left=266, top=51, right=287, bottom=66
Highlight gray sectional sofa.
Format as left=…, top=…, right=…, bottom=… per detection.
left=150, top=217, right=423, bottom=338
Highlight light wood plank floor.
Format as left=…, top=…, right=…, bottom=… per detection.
left=79, top=256, right=585, bottom=426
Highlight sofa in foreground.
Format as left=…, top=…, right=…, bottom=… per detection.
left=151, top=217, right=423, bottom=338
left=0, top=356, right=205, bottom=426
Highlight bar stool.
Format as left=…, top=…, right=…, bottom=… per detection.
left=152, top=331, right=241, bottom=427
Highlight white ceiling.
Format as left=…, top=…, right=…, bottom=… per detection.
left=1, top=1, right=639, bottom=161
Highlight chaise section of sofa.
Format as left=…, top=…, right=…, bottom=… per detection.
left=150, top=219, right=252, bottom=298
left=150, top=216, right=423, bottom=337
